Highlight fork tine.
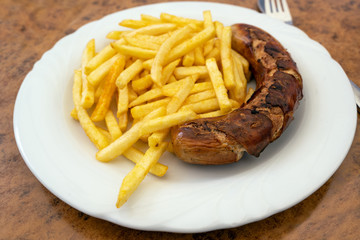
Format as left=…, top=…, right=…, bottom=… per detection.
left=281, top=0, right=291, bottom=13
left=270, top=0, right=276, bottom=12
left=276, top=0, right=282, bottom=12
left=264, top=0, right=271, bottom=13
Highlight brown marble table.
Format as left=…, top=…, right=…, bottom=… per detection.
left=1, top=0, right=359, bottom=239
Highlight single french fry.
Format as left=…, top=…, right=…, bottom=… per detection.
left=117, top=84, right=129, bottom=117
left=87, top=53, right=123, bottom=87
left=231, top=49, right=250, bottom=81
left=105, top=110, right=122, bottom=141
left=231, top=53, right=247, bottom=104
left=112, top=43, right=157, bottom=59
left=165, top=25, right=216, bottom=64
left=130, top=97, right=170, bottom=119
left=124, top=36, right=161, bottom=50
left=70, top=108, right=78, bottom=120
left=85, top=44, right=117, bottom=75
left=96, top=107, right=166, bottom=162
left=182, top=50, right=195, bottom=67
left=140, top=14, right=163, bottom=24
left=106, top=30, right=130, bottom=40
left=132, top=33, right=170, bottom=46
left=148, top=129, right=169, bottom=148
left=91, top=56, right=126, bottom=122
left=194, top=46, right=205, bottom=66
left=123, top=147, right=168, bottom=177
left=214, top=21, right=224, bottom=39
left=72, top=70, right=110, bottom=149
left=173, top=66, right=208, bottom=79
left=166, top=76, right=196, bottom=114
left=160, top=12, right=203, bottom=28
left=132, top=74, right=153, bottom=93
left=183, top=89, right=216, bottom=104
left=116, top=59, right=143, bottom=89
left=180, top=98, right=220, bottom=114
left=205, top=46, right=221, bottom=62
left=129, top=88, right=163, bottom=108
left=160, top=59, right=181, bottom=85
left=206, top=58, right=232, bottom=113
left=119, top=19, right=157, bottom=29
left=141, top=110, right=197, bottom=136
left=162, top=79, right=213, bottom=97
left=190, top=81, right=213, bottom=94
left=116, top=142, right=168, bottom=208
left=151, top=25, right=193, bottom=86
left=80, top=39, right=96, bottom=108
left=220, top=26, right=236, bottom=90
left=118, top=111, right=128, bottom=132
left=197, top=109, right=224, bottom=119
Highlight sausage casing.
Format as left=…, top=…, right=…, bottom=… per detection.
left=171, top=24, right=303, bottom=165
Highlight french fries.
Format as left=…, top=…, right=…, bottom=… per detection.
left=70, top=11, right=252, bottom=208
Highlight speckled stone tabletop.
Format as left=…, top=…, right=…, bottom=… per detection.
left=1, top=0, right=359, bottom=239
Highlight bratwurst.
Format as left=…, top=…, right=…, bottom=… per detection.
left=171, top=24, right=303, bottom=165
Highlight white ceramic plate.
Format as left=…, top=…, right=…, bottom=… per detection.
left=13, top=1, right=357, bottom=233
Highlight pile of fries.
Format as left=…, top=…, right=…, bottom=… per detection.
left=71, top=11, right=254, bottom=208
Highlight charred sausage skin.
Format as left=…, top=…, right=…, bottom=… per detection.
left=171, top=24, right=303, bottom=165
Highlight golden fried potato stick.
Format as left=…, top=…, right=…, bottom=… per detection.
left=148, top=129, right=169, bottom=148
left=123, top=147, right=168, bottom=177
left=151, top=25, right=193, bottom=86
left=130, top=97, right=170, bottom=119
left=129, top=88, right=163, bottom=108
left=160, top=12, right=203, bottom=29
left=165, top=25, right=216, bottom=64
left=80, top=39, right=95, bottom=108
left=140, top=14, right=163, bottom=24
left=220, top=26, right=236, bottom=90
left=173, top=66, right=208, bottom=79
left=117, top=84, right=129, bottom=117
left=183, top=89, right=216, bottom=104
left=230, top=53, right=247, bottom=104
left=140, top=110, right=197, bottom=136
left=91, top=56, right=126, bottom=122
left=160, top=59, right=181, bottom=85
left=72, top=70, right=110, bottom=149
left=116, top=59, right=143, bottom=89
left=119, top=19, right=157, bottom=29
left=231, top=49, right=251, bottom=81
left=166, top=75, right=197, bottom=114
left=117, top=111, right=128, bottom=132
left=106, top=30, right=130, bottom=40
left=116, top=142, right=168, bottom=208
left=96, top=107, right=166, bottom=162
left=182, top=50, right=195, bottom=67
left=87, top=53, right=123, bottom=87
left=214, top=21, right=224, bottom=39
left=194, top=47, right=205, bottom=65
left=105, top=110, right=122, bottom=141
left=85, top=44, right=117, bottom=75
left=112, top=44, right=157, bottom=59
left=206, top=58, right=232, bottom=113
left=180, top=97, right=220, bottom=114
left=124, top=35, right=161, bottom=50
left=131, top=74, right=153, bottom=93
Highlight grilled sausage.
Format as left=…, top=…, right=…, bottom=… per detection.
left=171, top=24, right=303, bottom=165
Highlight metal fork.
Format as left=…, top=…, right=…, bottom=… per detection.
left=263, top=0, right=293, bottom=24
left=258, top=0, right=360, bottom=111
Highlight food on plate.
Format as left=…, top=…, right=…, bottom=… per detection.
left=70, top=10, right=302, bottom=207
left=171, top=24, right=303, bottom=165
